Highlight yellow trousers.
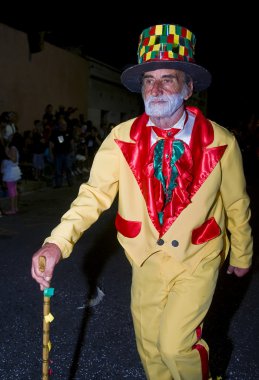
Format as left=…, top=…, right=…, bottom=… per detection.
left=131, top=250, right=221, bottom=380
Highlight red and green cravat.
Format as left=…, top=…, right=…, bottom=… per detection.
left=152, top=127, right=185, bottom=224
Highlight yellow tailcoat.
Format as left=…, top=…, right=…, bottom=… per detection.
left=45, top=108, right=253, bottom=272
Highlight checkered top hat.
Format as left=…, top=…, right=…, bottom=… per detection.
left=121, top=24, right=211, bottom=92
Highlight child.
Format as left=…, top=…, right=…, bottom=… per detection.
left=1, top=139, right=22, bottom=214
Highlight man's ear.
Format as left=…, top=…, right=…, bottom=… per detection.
left=184, top=81, right=193, bottom=100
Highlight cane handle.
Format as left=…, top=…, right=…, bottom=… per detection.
left=39, top=256, right=46, bottom=272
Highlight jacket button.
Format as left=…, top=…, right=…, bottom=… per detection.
left=157, top=238, right=164, bottom=246
left=171, top=240, right=179, bottom=247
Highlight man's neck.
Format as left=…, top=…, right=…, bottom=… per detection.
left=149, top=105, right=185, bottom=130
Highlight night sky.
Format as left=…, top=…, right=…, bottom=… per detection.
left=1, top=4, right=258, bottom=128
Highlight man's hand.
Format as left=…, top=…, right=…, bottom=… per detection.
left=227, top=264, right=250, bottom=277
left=31, top=243, right=62, bottom=290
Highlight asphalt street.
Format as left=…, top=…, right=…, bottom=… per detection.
left=0, top=180, right=258, bottom=379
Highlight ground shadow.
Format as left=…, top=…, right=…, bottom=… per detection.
left=204, top=260, right=252, bottom=379
left=205, top=182, right=258, bottom=379
left=68, top=208, right=119, bottom=379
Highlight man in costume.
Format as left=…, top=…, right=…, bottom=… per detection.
left=31, top=24, right=253, bottom=379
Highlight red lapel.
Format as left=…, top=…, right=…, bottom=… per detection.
left=115, top=108, right=227, bottom=236
left=187, top=106, right=227, bottom=197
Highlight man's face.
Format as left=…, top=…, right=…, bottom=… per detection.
left=142, top=69, right=191, bottom=118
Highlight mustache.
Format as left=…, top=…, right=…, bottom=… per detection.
left=146, top=95, right=170, bottom=102
left=145, top=95, right=172, bottom=106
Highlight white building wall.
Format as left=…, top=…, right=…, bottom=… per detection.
left=0, top=23, right=89, bottom=132
left=0, top=23, right=142, bottom=134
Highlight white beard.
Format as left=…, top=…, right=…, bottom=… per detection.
left=144, top=93, right=184, bottom=118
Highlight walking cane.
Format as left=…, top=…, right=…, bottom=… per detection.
left=39, top=256, right=55, bottom=379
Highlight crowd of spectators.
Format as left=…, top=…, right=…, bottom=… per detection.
left=0, top=105, right=112, bottom=214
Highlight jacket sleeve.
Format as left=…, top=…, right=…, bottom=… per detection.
left=220, top=135, right=253, bottom=268
left=44, top=132, right=119, bottom=258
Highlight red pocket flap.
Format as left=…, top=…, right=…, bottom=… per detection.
left=192, top=217, right=221, bottom=245
left=115, top=213, right=141, bottom=238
